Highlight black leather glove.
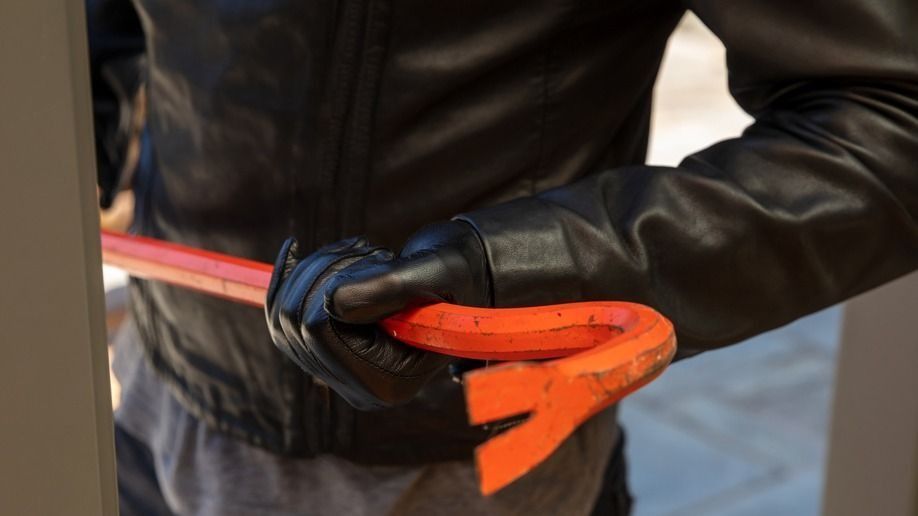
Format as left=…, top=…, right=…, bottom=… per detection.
left=265, top=221, right=491, bottom=410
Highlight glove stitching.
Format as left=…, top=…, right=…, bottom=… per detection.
left=327, top=319, right=441, bottom=380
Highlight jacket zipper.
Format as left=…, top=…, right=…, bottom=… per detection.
left=312, top=0, right=371, bottom=247
left=306, top=0, right=373, bottom=454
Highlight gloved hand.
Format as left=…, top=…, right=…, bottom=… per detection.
left=265, top=221, right=492, bottom=410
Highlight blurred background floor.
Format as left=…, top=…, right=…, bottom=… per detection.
left=623, top=14, right=840, bottom=516
left=102, top=13, right=842, bottom=516
left=622, top=307, right=840, bottom=516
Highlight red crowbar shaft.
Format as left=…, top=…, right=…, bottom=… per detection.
left=100, top=230, right=677, bottom=494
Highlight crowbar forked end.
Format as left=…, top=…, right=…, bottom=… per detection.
left=383, top=301, right=676, bottom=495
left=465, top=303, right=675, bottom=495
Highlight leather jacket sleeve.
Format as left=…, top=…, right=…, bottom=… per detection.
left=86, top=0, right=145, bottom=208
left=457, top=0, right=918, bottom=356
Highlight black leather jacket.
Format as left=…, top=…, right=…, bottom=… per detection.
left=90, top=0, right=918, bottom=463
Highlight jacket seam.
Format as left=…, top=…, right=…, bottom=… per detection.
left=531, top=0, right=580, bottom=193
left=314, top=0, right=366, bottom=246
left=339, top=0, right=393, bottom=237
left=532, top=47, right=551, bottom=194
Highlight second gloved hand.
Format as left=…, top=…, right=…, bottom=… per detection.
left=265, top=221, right=492, bottom=410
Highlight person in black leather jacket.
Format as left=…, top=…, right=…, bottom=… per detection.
left=91, top=0, right=918, bottom=514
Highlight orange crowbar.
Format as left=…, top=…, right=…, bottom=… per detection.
left=100, top=230, right=676, bottom=494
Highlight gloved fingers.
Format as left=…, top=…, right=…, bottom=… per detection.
left=325, top=251, right=459, bottom=324
left=317, top=320, right=453, bottom=408
left=266, top=236, right=369, bottom=309
left=266, top=237, right=300, bottom=311
left=275, top=243, right=380, bottom=341
left=264, top=234, right=460, bottom=410
left=313, top=235, right=370, bottom=255
left=268, top=237, right=376, bottom=342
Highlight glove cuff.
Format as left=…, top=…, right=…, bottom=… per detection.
left=454, top=197, right=588, bottom=307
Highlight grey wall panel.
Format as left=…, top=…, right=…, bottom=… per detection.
left=0, top=1, right=118, bottom=514
left=823, top=271, right=918, bottom=516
